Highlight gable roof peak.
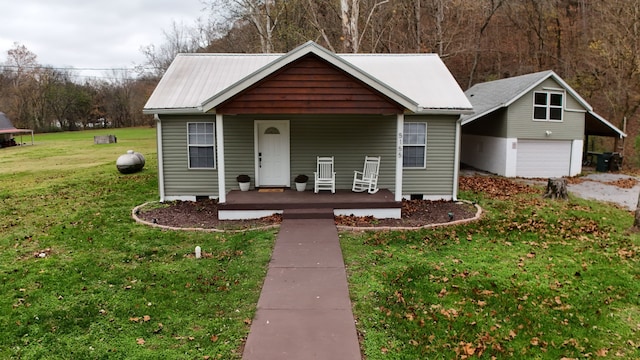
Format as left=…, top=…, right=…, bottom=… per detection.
left=463, top=70, right=591, bottom=124
left=144, top=41, right=473, bottom=114
left=199, top=41, right=420, bottom=113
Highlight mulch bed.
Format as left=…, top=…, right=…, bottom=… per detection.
left=136, top=198, right=478, bottom=231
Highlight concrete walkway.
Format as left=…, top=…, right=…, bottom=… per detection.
left=242, top=215, right=362, bottom=360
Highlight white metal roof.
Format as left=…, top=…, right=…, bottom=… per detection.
left=143, top=41, right=473, bottom=115
left=143, top=54, right=280, bottom=113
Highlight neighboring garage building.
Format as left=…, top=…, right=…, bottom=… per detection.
left=460, top=70, right=625, bottom=178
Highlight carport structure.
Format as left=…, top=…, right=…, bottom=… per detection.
left=0, top=112, right=33, bottom=147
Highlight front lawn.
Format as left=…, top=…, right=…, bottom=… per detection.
left=0, top=128, right=275, bottom=359
left=2, top=128, right=639, bottom=359
left=342, top=180, right=640, bottom=359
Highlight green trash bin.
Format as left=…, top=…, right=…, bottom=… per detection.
left=596, top=152, right=612, bottom=172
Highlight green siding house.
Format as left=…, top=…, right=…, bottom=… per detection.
left=143, top=41, right=472, bottom=218
left=461, top=71, right=625, bottom=178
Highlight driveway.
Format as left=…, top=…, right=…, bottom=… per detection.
left=461, top=169, right=639, bottom=211
left=566, top=173, right=639, bottom=211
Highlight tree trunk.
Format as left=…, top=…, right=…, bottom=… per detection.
left=543, top=178, right=568, bottom=200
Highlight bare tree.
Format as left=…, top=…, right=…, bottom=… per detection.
left=586, top=0, right=640, bottom=164
left=206, top=0, right=285, bottom=53
left=305, top=0, right=339, bottom=52
left=467, top=0, right=505, bottom=87
left=4, top=43, right=43, bottom=129
left=140, top=21, right=203, bottom=77
left=340, top=0, right=389, bottom=53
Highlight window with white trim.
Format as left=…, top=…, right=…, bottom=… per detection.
left=403, top=122, right=427, bottom=168
left=533, top=91, right=563, bottom=121
left=187, top=122, right=215, bottom=169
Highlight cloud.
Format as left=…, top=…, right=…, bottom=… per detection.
left=0, top=0, right=204, bottom=76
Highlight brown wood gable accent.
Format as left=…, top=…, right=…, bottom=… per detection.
left=216, top=54, right=404, bottom=115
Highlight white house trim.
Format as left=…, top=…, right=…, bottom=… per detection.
left=453, top=118, right=461, bottom=201
left=504, top=138, right=518, bottom=177
left=216, top=114, right=226, bottom=203
left=155, top=115, right=166, bottom=202
left=395, top=114, right=404, bottom=201
left=570, top=139, right=583, bottom=176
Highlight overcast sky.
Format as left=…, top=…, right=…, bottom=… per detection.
left=0, top=0, right=205, bottom=79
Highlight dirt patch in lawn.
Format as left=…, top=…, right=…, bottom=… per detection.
left=136, top=199, right=479, bottom=231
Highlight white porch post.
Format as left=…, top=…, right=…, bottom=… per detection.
left=216, top=114, right=226, bottom=203
left=452, top=118, right=461, bottom=201
left=155, top=115, right=166, bottom=202
left=395, top=114, right=404, bottom=201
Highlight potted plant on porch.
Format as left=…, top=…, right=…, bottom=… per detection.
left=237, top=174, right=251, bottom=191
left=294, top=174, right=308, bottom=192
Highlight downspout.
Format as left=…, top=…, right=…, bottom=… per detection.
left=216, top=114, right=226, bottom=203
left=155, top=114, right=166, bottom=202
left=452, top=117, right=462, bottom=201
left=395, top=113, right=404, bottom=201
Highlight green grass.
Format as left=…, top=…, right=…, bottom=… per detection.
left=341, top=192, right=640, bottom=359
left=3, top=128, right=640, bottom=359
left=0, top=128, right=276, bottom=359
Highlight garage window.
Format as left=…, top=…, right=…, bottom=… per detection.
left=187, top=122, right=215, bottom=169
left=533, top=91, right=563, bottom=122
left=403, top=122, right=427, bottom=168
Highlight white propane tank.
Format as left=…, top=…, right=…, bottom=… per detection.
left=116, top=150, right=145, bottom=174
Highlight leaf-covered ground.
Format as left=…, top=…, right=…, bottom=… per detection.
left=342, top=176, right=640, bottom=359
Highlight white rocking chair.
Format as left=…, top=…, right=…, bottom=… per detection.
left=352, top=156, right=380, bottom=194
left=314, top=156, right=336, bottom=193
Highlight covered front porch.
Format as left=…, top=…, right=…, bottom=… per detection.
left=218, top=188, right=401, bottom=220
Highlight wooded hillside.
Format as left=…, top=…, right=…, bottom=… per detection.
left=201, top=0, right=640, bottom=165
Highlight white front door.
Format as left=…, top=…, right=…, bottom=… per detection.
left=255, top=120, right=290, bottom=187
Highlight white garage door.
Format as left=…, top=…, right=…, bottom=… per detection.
left=516, top=140, right=572, bottom=178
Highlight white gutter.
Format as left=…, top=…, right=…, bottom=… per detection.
left=452, top=118, right=462, bottom=201
left=216, top=114, right=226, bottom=203
left=143, top=107, right=202, bottom=115
left=417, top=108, right=474, bottom=116
left=395, top=113, right=404, bottom=201
left=155, top=115, right=166, bottom=202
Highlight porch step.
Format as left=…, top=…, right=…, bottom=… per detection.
left=283, top=208, right=335, bottom=220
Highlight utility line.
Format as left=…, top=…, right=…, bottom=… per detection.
left=1, top=64, right=160, bottom=71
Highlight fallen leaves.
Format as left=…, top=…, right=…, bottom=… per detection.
left=459, top=176, right=539, bottom=199
left=557, top=176, right=636, bottom=189
left=129, top=315, right=151, bottom=323
left=595, top=348, right=608, bottom=357
left=604, top=178, right=637, bottom=189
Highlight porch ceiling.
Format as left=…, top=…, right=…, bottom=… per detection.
left=585, top=111, right=626, bottom=138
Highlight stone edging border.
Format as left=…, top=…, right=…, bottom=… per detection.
left=131, top=200, right=482, bottom=233
left=336, top=200, right=483, bottom=232
left=131, top=202, right=281, bottom=233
